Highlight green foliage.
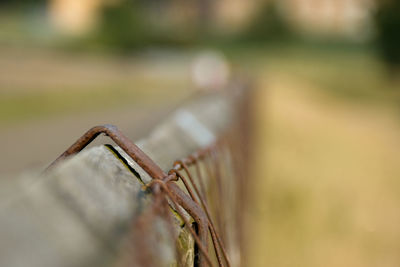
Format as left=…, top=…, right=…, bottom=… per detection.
left=374, top=0, right=400, bottom=72
left=239, top=2, right=293, bottom=43
left=0, top=0, right=46, bottom=8
left=95, top=1, right=150, bottom=52
left=92, top=0, right=199, bottom=52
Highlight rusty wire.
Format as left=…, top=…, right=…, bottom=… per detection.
left=45, top=125, right=239, bottom=267
left=45, top=81, right=252, bottom=267
left=172, top=160, right=230, bottom=267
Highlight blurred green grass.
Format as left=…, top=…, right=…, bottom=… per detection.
left=229, top=44, right=400, bottom=105
left=242, top=45, right=400, bottom=267
left=0, top=83, right=185, bottom=124
left=0, top=48, right=190, bottom=126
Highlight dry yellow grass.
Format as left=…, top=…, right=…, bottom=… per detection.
left=246, top=70, right=400, bottom=266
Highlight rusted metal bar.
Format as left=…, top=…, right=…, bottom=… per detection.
left=173, top=161, right=231, bottom=267
left=46, top=124, right=232, bottom=267
left=46, top=124, right=165, bottom=180
left=148, top=179, right=213, bottom=267
left=191, top=154, right=208, bottom=203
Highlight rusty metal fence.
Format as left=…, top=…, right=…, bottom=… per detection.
left=0, top=80, right=252, bottom=267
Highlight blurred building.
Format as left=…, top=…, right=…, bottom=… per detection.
left=214, top=0, right=258, bottom=32
left=47, top=0, right=374, bottom=39
left=164, top=0, right=257, bottom=32
left=49, top=0, right=103, bottom=35
left=48, top=0, right=121, bottom=35
left=280, top=0, right=374, bottom=39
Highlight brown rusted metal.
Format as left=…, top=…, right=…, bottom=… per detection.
left=43, top=77, right=254, bottom=267
left=191, top=154, right=208, bottom=202
left=165, top=146, right=236, bottom=267
left=172, top=161, right=231, bottom=267
left=149, top=179, right=214, bottom=267
left=46, top=124, right=235, bottom=267
left=46, top=124, right=165, bottom=180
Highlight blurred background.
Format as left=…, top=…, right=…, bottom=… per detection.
left=1, top=0, right=400, bottom=266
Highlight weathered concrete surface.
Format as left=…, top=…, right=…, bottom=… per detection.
left=0, top=91, right=235, bottom=267
left=0, top=146, right=154, bottom=267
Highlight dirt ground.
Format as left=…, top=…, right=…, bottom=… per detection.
left=246, top=64, right=400, bottom=267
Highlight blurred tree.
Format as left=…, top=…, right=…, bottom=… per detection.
left=95, top=0, right=149, bottom=52
left=0, top=0, right=46, bottom=7
left=92, top=0, right=199, bottom=52
left=374, top=0, right=400, bottom=75
left=240, top=1, right=292, bottom=43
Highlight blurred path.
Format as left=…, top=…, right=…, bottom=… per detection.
left=0, top=47, right=193, bottom=175
left=247, top=72, right=400, bottom=267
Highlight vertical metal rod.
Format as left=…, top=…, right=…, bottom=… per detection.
left=175, top=161, right=231, bottom=267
